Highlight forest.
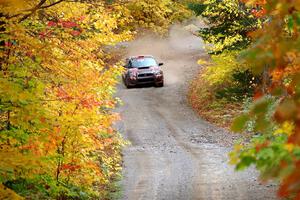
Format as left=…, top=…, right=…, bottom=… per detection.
left=1, top=0, right=300, bottom=199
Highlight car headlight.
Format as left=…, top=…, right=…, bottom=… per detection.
left=154, top=71, right=162, bottom=75
left=129, top=71, right=136, bottom=77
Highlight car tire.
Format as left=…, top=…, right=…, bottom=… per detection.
left=125, top=79, right=132, bottom=89
left=156, top=82, right=164, bottom=87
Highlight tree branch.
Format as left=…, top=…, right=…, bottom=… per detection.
left=40, top=0, right=66, bottom=9
left=7, top=0, right=65, bottom=20
left=19, top=0, right=48, bottom=22
left=6, top=111, right=10, bottom=130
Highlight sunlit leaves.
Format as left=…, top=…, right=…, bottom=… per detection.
left=189, top=0, right=261, bottom=54
left=0, top=184, right=23, bottom=200
left=230, top=0, right=300, bottom=198
left=1, top=0, right=193, bottom=198
left=0, top=0, right=131, bottom=199
left=231, top=114, right=250, bottom=132
left=201, top=51, right=248, bottom=86
left=127, top=0, right=192, bottom=34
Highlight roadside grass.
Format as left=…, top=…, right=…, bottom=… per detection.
left=104, top=174, right=123, bottom=200
left=188, top=68, right=243, bottom=128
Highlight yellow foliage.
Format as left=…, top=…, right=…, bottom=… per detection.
left=202, top=51, right=247, bottom=86
left=284, top=143, right=294, bottom=153
left=228, top=144, right=243, bottom=165
left=274, top=121, right=295, bottom=136
left=0, top=184, right=23, bottom=200
left=0, top=1, right=131, bottom=198
left=197, top=58, right=210, bottom=65
left=0, top=0, right=192, bottom=198
left=127, top=0, right=192, bottom=34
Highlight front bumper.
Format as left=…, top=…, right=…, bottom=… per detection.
left=127, top=74, right=163, bottom=86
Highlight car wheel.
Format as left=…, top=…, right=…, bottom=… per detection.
left=156, top=82, right=164, bottom=87
left=125, top=79, right=132, bottom=89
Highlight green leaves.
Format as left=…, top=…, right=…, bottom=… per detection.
left=188, top=3, right=207, bottom=16
left=232, top=96, right=276, bottom=133
left=0, top=1, right=132, bottom=199
left=189, top=0, right=260, bottom=54
left=251, top=98, right=272, bottom=115
left=228, top=0, right=300, bottom=198
left=1, top=0, right=194, bottom=198
left=231, top=114, right=249, bottom=132
left=127, top=0, right=192, bottom=34
left=274, top=98, right=298, bottom=122
left=236, top=156, right=256, bottom=170
left=257, top=147, right=274, bottom=160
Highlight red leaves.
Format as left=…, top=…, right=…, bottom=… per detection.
left=251, top=8, right=266, bottom=18
left=56, top=87, right=104, bottom=109
left=40, top=117, right=46, bottom=123
left=47, top=21, right=57, bottom=27
left=48, top=19, right=79, bottom=29
left=61, top=164, right=81, bottom=171
left=70, top=30, right=81, bottom=36
left=61, top=21, right=77, bottom=29
left=39, top=30, right=53, bottom=39
left=274, top=98, right=298, bottom=123
left=107, top=127, right=114, bottom=134
left=253, top=90, right=263, bottom=101
left=287, top=122, right=300, bottom=145
left=80, top=96, right=102, bottom=109
left=58, top=19, right=82, bottom=36
left=19, top=139, right=43, bottom=156
left=4, top=41, right=12, bottom=47
left=278, top=161, right=300, bottom=199
left=1, top=2, right=126, bottom=198
left=240, top=0, right=266, bottom=5
left=43, top=19, right=82, bottom=39
left=57, top=87, right=73, bottom=101
left=255, top=141, right=270, bottom=153
left=77, top=15, right=86, bottom=21
left=271, top=68, right=284, bottom=82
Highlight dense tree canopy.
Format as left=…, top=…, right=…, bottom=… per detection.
left=2, top=0, right=300, bottom=199
left=188, top=0, right=262, bottom=54
left=188, top=0, right=261, bottom=126
left=230, top=0, right=300, bottom=199
left=0, top=0, right=191, bottom=199
left=0, top=1, right=132, bottom=199
left=189, top=0, right=300, bottom=198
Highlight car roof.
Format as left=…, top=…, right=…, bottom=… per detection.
left=127, top=55, right=154, bottom=60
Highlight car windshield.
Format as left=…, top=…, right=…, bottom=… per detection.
left=131, top=57, right=157, bottom=68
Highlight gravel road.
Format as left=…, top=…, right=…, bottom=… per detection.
left=115, top=25, right=278, bottom=200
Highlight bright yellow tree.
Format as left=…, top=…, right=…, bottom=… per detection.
left=0, top=0, right=131, bottom=199
left=0, top=0, right=192, bottom=199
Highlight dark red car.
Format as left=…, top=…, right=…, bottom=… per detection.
left=122, top=55, right=164, bottom=88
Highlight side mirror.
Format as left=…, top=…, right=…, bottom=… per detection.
left=158, top=63, right=164, bottom=66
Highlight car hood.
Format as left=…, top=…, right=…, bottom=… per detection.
left=139, top=66, right=160, bottom=72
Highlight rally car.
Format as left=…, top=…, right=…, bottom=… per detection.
left=122, top=55, right=164, bottom=88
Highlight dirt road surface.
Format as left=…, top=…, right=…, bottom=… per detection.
left=116, top=25, right=278, bottom=200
